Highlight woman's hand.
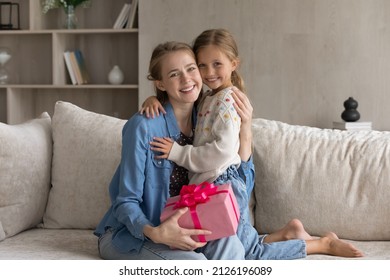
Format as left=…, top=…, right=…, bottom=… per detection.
left=232, top=87, right=253, bottom=162
left=232, top=86, right=253, bottom=126
left=144, top=208, right=211, bottom=251
left=139, top=96, right=166, bottom=118
left=150, top=137, right=174, bottom=159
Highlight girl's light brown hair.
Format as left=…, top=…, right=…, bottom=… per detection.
left=147, top=41, right=197, bottom=104
left=192, top=29, right=245, bottom=93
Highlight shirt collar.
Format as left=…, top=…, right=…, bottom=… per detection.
left=163, top=102, right=197, bottom=138
left=163, top=102, right=180, bottom=137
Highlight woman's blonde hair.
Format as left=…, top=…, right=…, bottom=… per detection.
left=192, top=29, right=245, bottom=93
left=147, top=41, right=197, bottom=104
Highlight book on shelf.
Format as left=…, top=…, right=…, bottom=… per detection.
left=126, top=0, right=138, bottom=28
left=63, top=50, right=89, bottom=85
left=63, top=51, right=77, bottom=85
left=69, top=51, right=83, bottom=85
left=333, top=121, right=372, bottom=131
left=74, top=50, right=89, bottom=84
left=113, top=3, right=131, bottom=29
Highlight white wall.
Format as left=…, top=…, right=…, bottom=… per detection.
left=139, top=0, right=390, bottom=130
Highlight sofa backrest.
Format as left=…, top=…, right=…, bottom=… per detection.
left=252, top=118, right=390, bottom=240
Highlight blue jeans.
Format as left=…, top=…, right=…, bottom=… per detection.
left=98, top=228, right=245, bottom=260
left=214, top=166, right=307, bottom=260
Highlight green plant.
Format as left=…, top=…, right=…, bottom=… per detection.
left=41, top=0, right=91, bottom=14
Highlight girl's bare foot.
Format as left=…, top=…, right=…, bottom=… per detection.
left=284, top=219, right=313, bottom=240
left=319, top=232, right=364, bottom=257
left=263, top=219, right=313, bottom=243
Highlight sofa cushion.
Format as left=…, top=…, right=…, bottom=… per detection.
left=252, top=118, right=390, bottom=240
left=43, top=101, right=126, bottom=229
left=0, top=113, right=52, bottom=241
left=0, top=228, right=99, bottom=259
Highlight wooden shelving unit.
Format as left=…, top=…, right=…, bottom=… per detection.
left=0, top=0, right=138, bottom=124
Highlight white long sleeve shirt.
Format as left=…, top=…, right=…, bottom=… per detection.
left=168, top=87, right=241, bottom=184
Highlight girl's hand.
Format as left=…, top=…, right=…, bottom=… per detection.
left=150, top=137, right=174, bottom=159
left=139, top=96, right=166, bottom=118
left=144, top=208, right=211, bottom=251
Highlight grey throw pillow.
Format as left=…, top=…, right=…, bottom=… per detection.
left=43, top=101, right=126, bottom=229
left=0, top=113, right=52, bottom=241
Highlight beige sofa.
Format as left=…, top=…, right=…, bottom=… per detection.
left=0, top=101, right=389, bottom=259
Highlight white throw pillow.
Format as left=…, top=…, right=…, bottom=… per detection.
left=43, top=101, right=126, bottom=229
left=252, top=118, right=390, bottom=240
left=0, top=113, right=52, bottom=241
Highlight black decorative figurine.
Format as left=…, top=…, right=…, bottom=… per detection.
left=341, top=97, right=360, bottom=122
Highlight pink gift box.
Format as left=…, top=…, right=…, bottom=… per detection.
left=160, top=183, right=240, bottom=242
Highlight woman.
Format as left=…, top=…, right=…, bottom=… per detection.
left=94, top=41, right=254, bottom=260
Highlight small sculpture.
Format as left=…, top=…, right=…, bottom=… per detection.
left=108, top=65, right=124, bottom=85
left=341, top=97, right=360, bottom=122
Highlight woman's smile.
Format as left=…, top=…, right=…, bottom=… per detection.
left=180, top=85, right=196, bottom=93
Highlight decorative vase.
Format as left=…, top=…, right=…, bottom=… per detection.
left=64, top=5, right=78, bottom=29
left=0, top=47, right=11, bottom=84
left=341, top=97, right=360, bottom=122
left=108, top=65, right=124, bottom=85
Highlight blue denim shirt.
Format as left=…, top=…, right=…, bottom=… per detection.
left=94, top=102, right=254, bottom=253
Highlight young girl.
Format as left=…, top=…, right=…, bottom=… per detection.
left=148, top=29, right=363, bottom=259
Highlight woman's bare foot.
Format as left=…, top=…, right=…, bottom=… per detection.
left=306, top=232, right=364, bottom=257
left=263, top=219, right=313, bottom=243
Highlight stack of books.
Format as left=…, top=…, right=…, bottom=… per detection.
left=113, top=0, right=138, bottom=29
left=63, top=50, right=89, bottom=85
left=332, top=121, right=372, bottom=131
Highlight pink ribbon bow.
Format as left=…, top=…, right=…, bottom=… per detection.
left=173, top=182, right=218, bottom=242
left=174, top=182, right=218, bottom=209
